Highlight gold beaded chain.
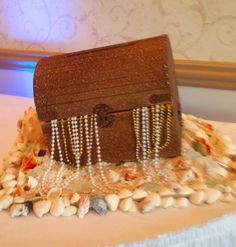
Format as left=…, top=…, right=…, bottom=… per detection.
left=60, top=119, right=71, bottom=165
left=132, top=103, right=172, bottom=155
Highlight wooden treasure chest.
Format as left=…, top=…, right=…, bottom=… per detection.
left=33, top=35, right=182, bottom=166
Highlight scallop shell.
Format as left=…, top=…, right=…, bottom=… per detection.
left=132, top=189, right=148, bottom=201
left=189, top=191, right=205, bottom=205
left=161, top=197, right=174, bottom=209
left=77, top=195, right=90, bottom=219
left=33, top=200, right=51, bottom=217
left=105, top=194, right=120, bottom=212
left=205, top=189, right=222, bottom=204
left=118, top=189, right=133, bottom=199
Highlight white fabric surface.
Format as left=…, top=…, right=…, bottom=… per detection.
left=0, top=94, right=236, bottom=247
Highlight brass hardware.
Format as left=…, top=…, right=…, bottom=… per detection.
left=93, top=104, right=115, bottom=128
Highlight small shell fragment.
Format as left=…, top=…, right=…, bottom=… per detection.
left=77, top=195, right=90, bottom=219
left=62, top=206, right=77, bottom=216
left=175, top=186, right=194, bottom=196
left=105, top=194, right=120, bottom=212
left=10, top=203, right=30, bottom=217
left=159, top=187, right=175, bottom=197
left=33, top=200, right=51, bottom=217
left=91, top=196, right=107, bottom=216
left=221, top=193, right=234, bottom=203
left=161, top=197, right=174, bottom=209
left=0, top=173, right=16, bottom=183
left=118, top=189, right=133, bottom=199
left=174, top=197, right=189, bottom=208
left=50, top=198, right=65, bottom=217
left=139, top=194, right=159, bottom=214
left=205, top=189, right=222, bottom=204
left=119, top=198, right=133, bottom=212
left=189, top=191, right=205, bottom=205
left=2, top=180, right=17, bottom=189
left=70, top=193, right=80, bottom=204
left=47, top=187, right=62, bottom=201
left=132, top=189, right=148, bottom=201
left=17, top=172, right=26, bottom=186
left=0, top=195, right=13, bottom=211
left=27, top=176, right=38, bottom=189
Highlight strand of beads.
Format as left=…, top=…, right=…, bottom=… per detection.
left=60, top=119, right=71, bottom=165
left=153, top=104, right=161, bottom=169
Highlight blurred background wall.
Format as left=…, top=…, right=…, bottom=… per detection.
left=0, top=0, right=236, bottom=121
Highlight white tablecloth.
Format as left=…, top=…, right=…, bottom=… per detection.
left=0, top=94, right=236, bottom=247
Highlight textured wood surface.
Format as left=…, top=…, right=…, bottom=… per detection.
left=34, top=35, right=182, bottom=165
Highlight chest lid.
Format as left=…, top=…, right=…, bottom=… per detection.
left=34, top=35, right=174, bottom=122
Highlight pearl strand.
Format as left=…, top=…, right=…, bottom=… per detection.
left=153, top=104, right=161, bottom=171
left=40, top=120, right=56, bottom=194
left=141, top=107, right=149, bottom=177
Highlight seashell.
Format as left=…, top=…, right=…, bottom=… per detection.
left=2, top=180, right=17, bottom=189
left=14, top=196, right=25, bottom=203
left=33, top=200, right=51, bottom=217
left=27, top=176, right=38, bottom=189
left=129, top=201, right=138, bottom=212
left=0, top=195, right=13, bottom=211
left=62, top=206, right=77, bottom=217
left=161, top=197, right=174, bottom=209
left=205, top=189, right=222, bottom=204
left=10, top=203, right=30, bottom=217
left=189, top=181, right=207, bottom=191
left=4, top=187, right=15, bottom=195
left=179, top=169, right=195, bottom=184
left=50, top=197, right=65, bottom=217
left=105, top=194, right=120, bottom=212
left=139, top=193, right=160, bottom=213
left=221, top=193, right=234, bottom=203
left=70, top=193, right=80, bottom=204
left=132, top=189, right=148, bottom=201
left=145, top=193, right=161, bottom=207
left=77, top=195, right=90, bottom=219
left=174, top=198, right=189, bottom=208
left=159, top=187, right=175, bottom=197
left=91, top=196, right=108, bottom=216
left=17, top=172, right=26, bottom=186
left=47, top=187, right=62, bottom=201
left=118, top=189, right=133, bottom=199
left=0, top=173, right=16, bottom=183
left=108, top=170, right=120, bottom=183
left=119, top=198, right=133, bottom=212
left=175, top=186, right=194, bottom=196
left=190, top=191, right=205, bottom=205
left=62, top=197, right=70, bottom=207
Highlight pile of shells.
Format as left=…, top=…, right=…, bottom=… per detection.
left=0, top=168, right=236, bottom=218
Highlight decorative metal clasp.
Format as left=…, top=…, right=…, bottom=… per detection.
left=93, top=104, right=115, bottom=128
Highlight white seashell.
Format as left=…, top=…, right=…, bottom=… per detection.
left=139, top=200, right=155, bottom=213
left=159, top=187, right=175, bottom=197
left=0, top=195, right=13, bottom=211
left=205, top=189, right=222, bottom=204
left=189, top=181, right=208, bottom=191
left=14, top=196, right=25, bottom=203
left=145, top=193, right=161, bottom=207
left=118, top=189, right=133, bottom=199
left=2, top=180, right=17, bottom=189
left=221, top=193, right=234, bottom=203
left=33, top=200, right=51, bottom=217
left=47, top=187, right=62, bottom=201
left=77, top=195, right=90, bottom=219
left=17, top=172, right=26, bottom=186
left=132, top=189, right=148, bottom=201
left=175, top=186, right=194, bottom=196
left=174, top=198, right=189, bottom=208
left=189, top=191, right=205, bottom=205
left=10, top=203, right=29, bottom=217
left=108, top=170, right=120, bottom=183
left=70, top=193, right=80, bottom=204
left=119, top=198, right=133, bottom=212
left=62, top=197, right=70, bottom=207
left=27, top=176, right=38, bottom=189
left=62, top=206, right=77, bottom=217
left=50, top=198, right=65, bottom=217
left=105, top=194, right=120, bottom=212
left=161, top=197, right=174, bottom=209
left=0, top=173, right=16, bottom=183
